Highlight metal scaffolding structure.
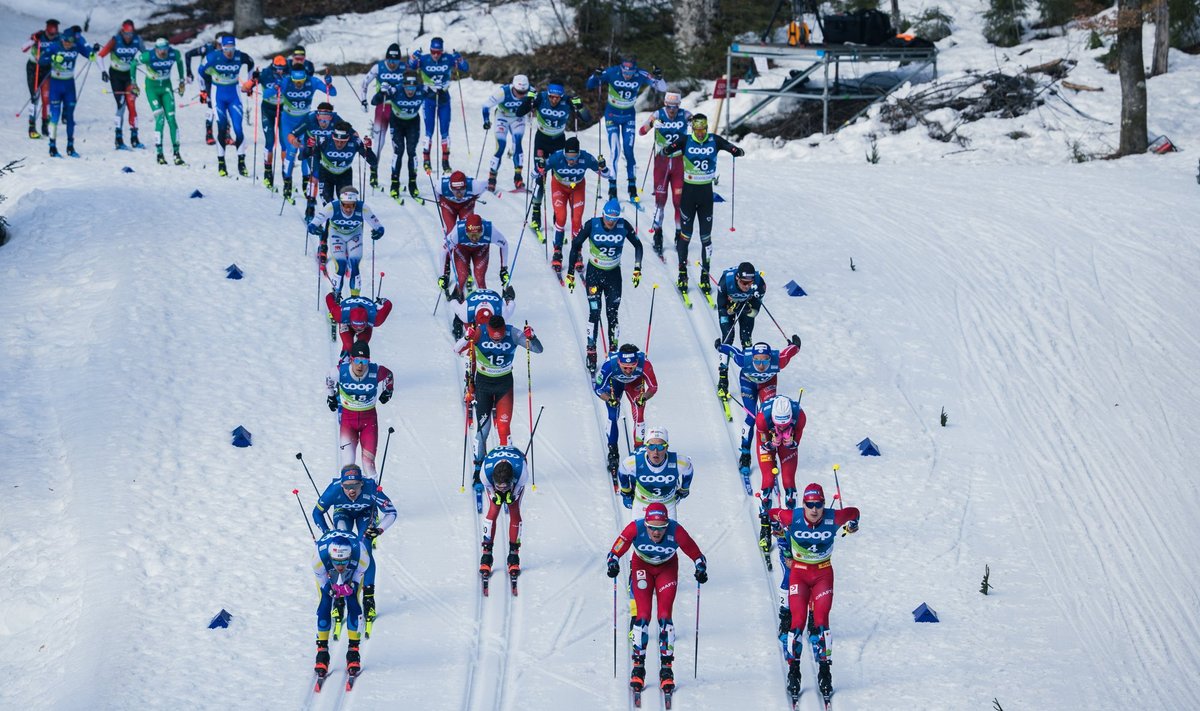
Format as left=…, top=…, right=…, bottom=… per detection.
left=723, top=42, right=938, bottom=135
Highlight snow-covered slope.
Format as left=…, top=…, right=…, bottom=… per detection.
left=2, top=1, right=1199, bottom=710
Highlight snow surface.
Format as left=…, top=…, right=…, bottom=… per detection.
left=2, top=1, right=1199, bottom=710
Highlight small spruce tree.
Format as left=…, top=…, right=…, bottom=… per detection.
left=984, top=0, right=1028, bottom=46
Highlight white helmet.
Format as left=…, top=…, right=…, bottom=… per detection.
left=339, top=186, right=360, bottom=202
left=512, top=74, right=529, bottom=92
left=328, top=541, right=353, bottom=563
left=645, top=426, right=669, bottom=446
left=770, top=397, right=794, bottom=425
left=664, top=92, right=681, bottom=107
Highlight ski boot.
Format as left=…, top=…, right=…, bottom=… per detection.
left=738, top=447, right=751, bottom=474
left=778, top=606, right=791, bottom=644
left=130, top=128, right=143, bottom=149
left=314, top=640, right=330, bottom=677
left=114, top=128, right=125, bottom=150
left=48, top=140, right=59, bottom=157
left=156, top=149, right=167, bottom=165
left=607, top=181, right=618, bottom=200
left=676, top=266, right=688, bottom=291
left=652, top=226, right=664, bottom=258
left=237, top=155, right=248, bottom=177
left=717, top=364, right=729, bottom=399
left=331, top=595, right=345, bottom=636
left=408, top=175, right=419, bottom=198
left=479, top=546, right=494, bottom=580
left=758, top=511, right=772, bottom=554
left=551, top=247, right=563, bottom=275
left=263, top=161, right=274, bottom=189
left=318, top=242, right=329, bottom=270
left=205, top=122, right=215, bottom=145
left=530, top=206, right=541, bottom=232
left=422, top=149, right=432, bottom=174
left=362, top=584, right=377, bottom=621
left=282, top=177, right=294, bottom=203
left=28, top=117, right=40, bottom=139
left=369, top=166, right=379, bottom=189
left=513, top=167, right=524, bottom=190
left=346, top=640, right=361, bottom=676
left=787, top=660, right=801, bottom=697
left=784, top=487, right=797, bottom=509
left=451, top=315, right=464, bottom=341
left=659, top=655, right=675, bottom=691
left=698, top=266, right=712, bottom=296
left=66, top=142, right=78, bottom=158
left=628, top=181, right=638, bottom=203
left=389, top=175, right=400, bottom=200
left=173, top=148, right=185, bottom=166
left=630, top=654, right=647, bottom=691
left=507, top=547, right=521, bottom=577
left=607, top=443, right=620, bottom=473
left=217, top=157, right=228, bottom=177
left=441, top=146, right=451, bottom=172
left=817, top=661, right=832, bottom=698
left=486, top=169, right=497, bottom=193
left=41, top=117, right=49, bottom=137
left=586, top=338, right=598, bottom=374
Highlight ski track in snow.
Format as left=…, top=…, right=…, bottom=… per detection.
left=2, top=1, right=1200, bottom=709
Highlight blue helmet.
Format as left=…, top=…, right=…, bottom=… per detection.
left=547, top=83, right=565, bottom=97
left=430, top=36, right=444, bottom=51
left=220, top=35, right=236, bottom=48
left=602, top=199, right=621, bottom=220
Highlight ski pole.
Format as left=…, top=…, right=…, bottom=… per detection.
left=432, top=286, right=444, bottom=316
left=473, top=125, right=489, bottom=180
left=296, top=453, right=332, bottom=527
left=455, top=69, right=470, bottom=157
left=758, top=300, right=789, bottom=339
left=526, top=320, right=535, bottom=489
left=694, top=580, right=701, bottom=678
left=612, top=577, right=618, bottom=678
left=507, top=183, right=536, bottom=281
left=370, top=426, right=395, bottom=524
left=521, top=405, right=544, bottom=491
left=371, top=231, right=377, bottom=299
left=729, top=157, right=737, bottom=232
left=622, top=416, right=631, bottom=455
left=377, top=271, right=386, bottom=299
left=252, top=86, right=259, bottom=182
left=293, top=489, right=317, bottom=540
left=833, top=463, right=844, bottom=510
left=459, top=343, right=478, bottom=492
left=644, top=284, right=658, bottom=353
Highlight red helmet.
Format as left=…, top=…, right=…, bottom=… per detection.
left=474, top=304, right=494, bottom=325
left=449, top=170, right=467, bottom=190
left=349, top=307, right=369, bottom=329
left=644, top=503, right=669, bottom=528
left=802, top=483, right=825, bottom=503
left=465, top=213, right=484, bottom=235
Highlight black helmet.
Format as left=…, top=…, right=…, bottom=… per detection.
left=349, top=340, right=370, bottom=359
left=564, top=136, right=580, bottom=153
left=385, top=43, right=402, bottom=60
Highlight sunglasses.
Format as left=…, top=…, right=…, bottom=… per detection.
left=752, top=357, right=771, bottom=365
left=351, top=357, right=369, bottom=364
left=645, top=443, right=667, bottom=452
left=804, top=500, right=824, bottom=510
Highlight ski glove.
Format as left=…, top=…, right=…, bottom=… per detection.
left=502, top=285, right=516, bottom=302
left=845, top=520, right=859, bottom=534
left=694, top=558, right=708, bottom=584
left=597, top=155, right=607, bottom=170
left=652, top=65, right=663, bottom=80
left=371, top=227, right=384, bottom=240
left=631, top=268, right=641, bottom=288
left=570, top=96, right=582, bottom=108
left=713, top=337, right=723, bottom=351
left=789, top=334, right=802, bottom=349
left=606, top=556, right=620, bottom=578
left=327, top=394, right=338, bottom=412
left=438, top=274, right=449, bottom=291
left=731, top=146, right=746, bottom=157
left=499, top=267, right=510, bottom=286
left=482, top=120, right=491, bottom=131
left=331, top=582, right=355, bottom=598
left=101, top=70, right=109, bottom=82
left=199, top=90, right=208, bottom=104
left=177, top=80, right=185, bottom=96
left=565, top=272, right=576, bottom=292
left=523, top=324, right=534, bottom=340
left=360, top=99, right=368, bottom=112
left=307, top=222, right=322, bottom=236
left=677, top=488, right=690, bottom=500
left=379, top=389, right=392, bottom=404
left=621, top=493, right=633, bottom=509
left=365, top=526, right=383, bottom=539
left=492, top=490, right=513, bottom=506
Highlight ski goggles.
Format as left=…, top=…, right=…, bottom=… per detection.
left=645, top=442, right=667, bottom=452
left=804, top=500, right=824, bottom=510
left=751, top=355, right=771, bottom=366
left=351, top=357, right=369, bottom=365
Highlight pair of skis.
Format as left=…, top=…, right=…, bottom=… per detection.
left=480, top=566, right=519, bottom=597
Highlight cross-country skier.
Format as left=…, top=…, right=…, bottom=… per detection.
left=131, top=38, right=187, bottom=165
left=454, top=316, right=542, bottom=480
left=287, top=46, right=316, bottom=78
left=312, top=464, right=397, bottom=628
left=716, top=261, right=765, bottom=347
left=606, top=503, right=707, bottom=696
left=376, top=72, right=428, bottom=200
left=474, top=445, right=530, bottom=583
left=326, top=340, right=394, bottom=477
left=755, top=394, right=807, bottom=517
left=311, top=529, right=368, bottom=678
left=482, top=74, right=534, bottom=192
left=257, top=55, right=288, bottom=188
left=309, top=186, right=384, bottom=300
left=545, top=136, right=614, bottom=262
left=585, top=55, right=667, bottom=202
left=97, top=20, right=144, bottom=150
left=360, top=43, right=407, bottom=188
left=21, top=18, right=59, bottom=139
left=528, top=80, right=591, bottom=236
left=198, top=35, right=255, bottom=176
left=449, top=284, right=515, bottom=341
left=594, top=344, right=659, bottom=481
left=408, top=37, right=468, bottom=173
left=43, top=26, right=96, bottom=158
left=769, top=483, right=859, bottom=702
left=616, top=427, right=692, bottom=520
left=286, top=102, right=344, bottom=207
left=278, top=67, right=336, bottom=213
left=433, top=169, right=487, bottom=234
left=304, top=121, right=377, bottom=208
left=638, top=92, right=691, bottom=257
left=326, top=293, right=394, bottom=359
left=566, top=198, right=643, bottom=368
left=661, top=114, right=744, bottom=292
left=440, top=213, right=509, bottom=297
left=715, top=336, right=802, bottom=477
left=183, top=34, right=227, bottom=145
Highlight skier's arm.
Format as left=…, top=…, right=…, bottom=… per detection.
left=616, top=456, right=636, bottom=497
left=608, top=520, right=639, bottom=560
left=481, top=87, right=502, bottom=122
left=833, top=506, right=861, bottom=533
left=325, top=292, right=342, bottom=321
left=567, top=221, right=591, bottom=269
left=514, top=327, right=543, bottom=354
left=350, top=550, right=369, bottom=585
left=311, top=552, right=330, bottom=588
left=312, top=487, right=335, bottom=533
left=624, top=220, right=643, bottom=266
left=639, top=361, right=659, bottom=400
left=363, top=205, right=384, bottom=235
left=674, top=523, right=704, bottom=563
left=715, top=342, right=742, bottom=360
left=360, top=64, right=378, bottom=99
left=373, top=487, right=398, bottom=532
left=677, top=456, right=694, bottom=497
left=638, top=114, right=656, bottom=136
left=377, top=366, right=395, bottom=401
left=491, top=226, right=509, bottom=269
left=713, top=134, right=745, bottom=157
left=593, top=364, right=613, bottom=397
left=373, top=298, right=393, bottom=325
left=308, top=204, right=332, bottom=232
left=662, top=137, right=684, bottom=156
left=778, top=342, right=801, bottom=369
